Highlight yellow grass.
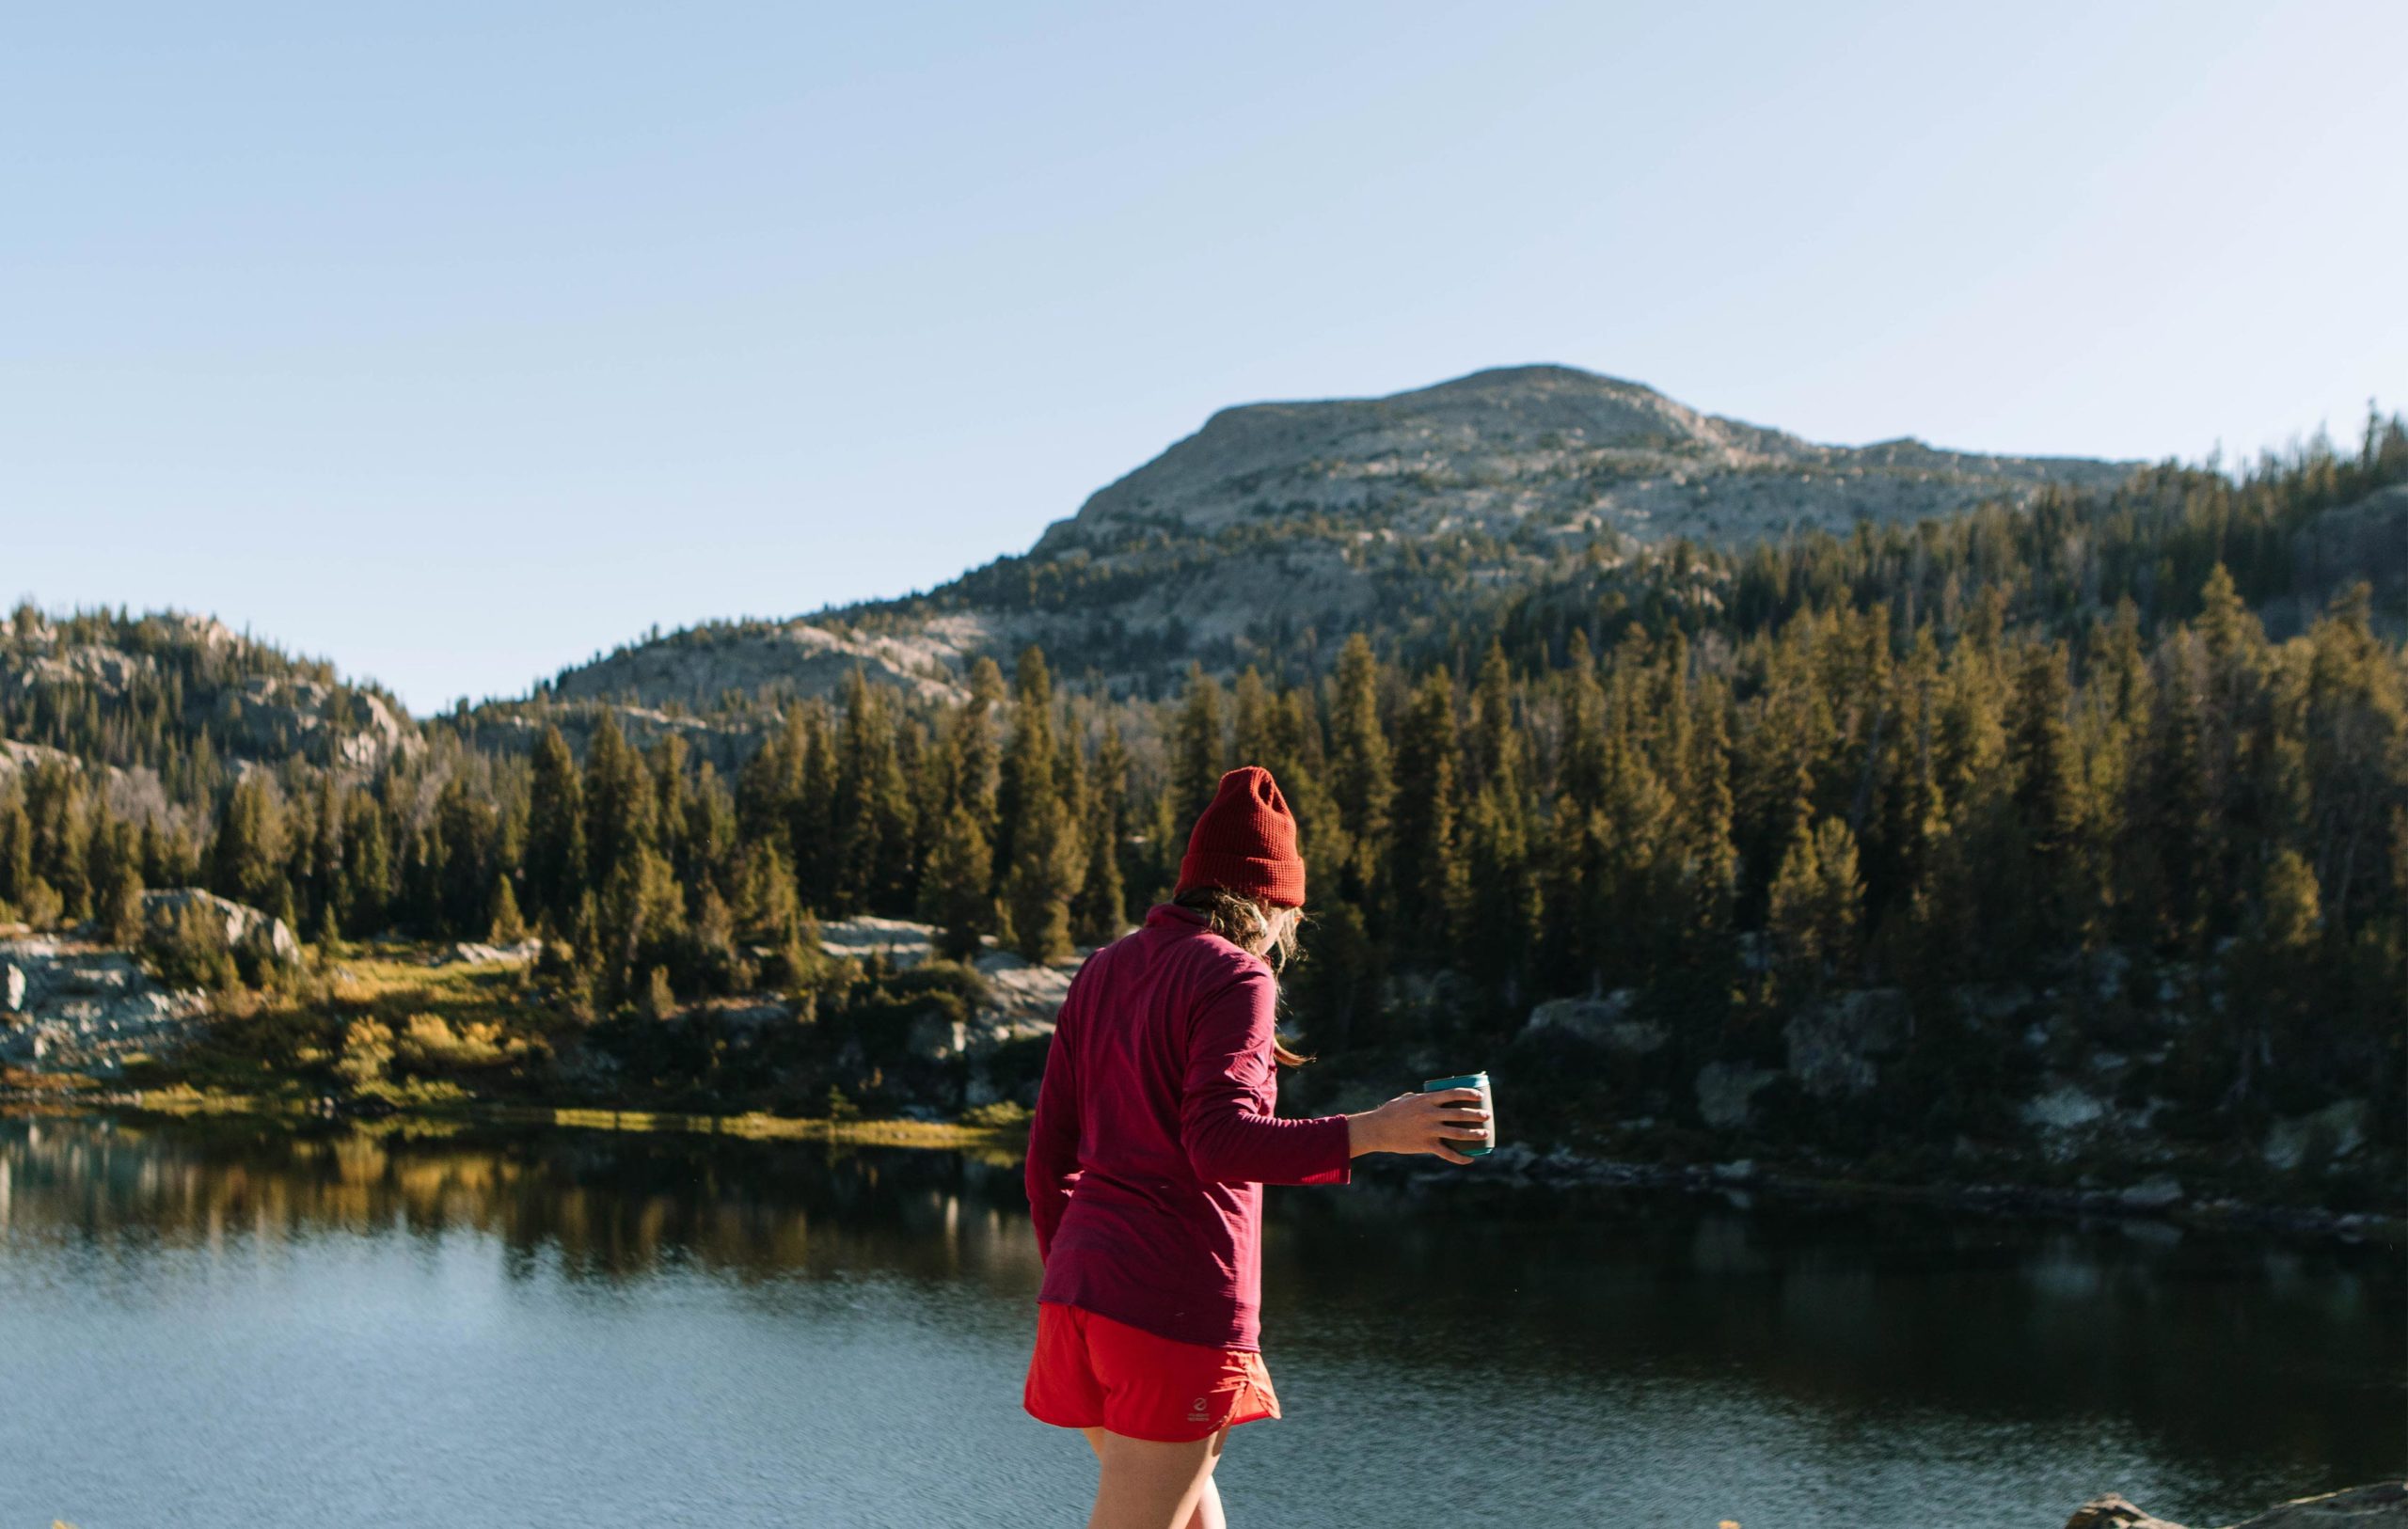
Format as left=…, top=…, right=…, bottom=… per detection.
left=11, top=946, right=1032, bottom=1159
left=481, top=1104, right=1023, bottom=1154
left=306, top=950, right=549, bottom=1032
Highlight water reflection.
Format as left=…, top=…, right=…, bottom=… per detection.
left=0, top=1115, right=1039, bottom=1286
left=0, top=1115, right=2398, bottom=1529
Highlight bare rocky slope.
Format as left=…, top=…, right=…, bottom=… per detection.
left=0, top=610, right=415, bottom=771
left=539, top=365, right=2140, bottom=710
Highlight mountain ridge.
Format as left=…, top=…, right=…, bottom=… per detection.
left=546, top=363, right=2141, bottom=710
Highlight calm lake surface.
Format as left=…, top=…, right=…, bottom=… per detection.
left=0, top=1116, right=2398, bottom=1529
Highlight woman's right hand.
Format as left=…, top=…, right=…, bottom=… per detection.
left=1346, top=1088, right=1490, bottom=1164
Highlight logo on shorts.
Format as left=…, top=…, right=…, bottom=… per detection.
left=1187, top=1395, right=1210, bottom=1423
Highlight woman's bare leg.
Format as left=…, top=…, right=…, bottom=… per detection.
left=1186, top=1473, right=1226, bottom=1529
left=1080, top=1425, right=1228, bottom=1529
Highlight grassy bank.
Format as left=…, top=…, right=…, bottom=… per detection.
left=4, top=1084, right=1025, bottom=1155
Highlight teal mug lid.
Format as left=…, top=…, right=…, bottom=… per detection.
left=1422, top=1072, right=1487, bottom=1091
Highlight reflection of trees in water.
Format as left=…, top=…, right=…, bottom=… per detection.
left=4, top=1117, right=2399, bottom=1496
left=1259, top=1183, right=2404, bottom=1494
left=0, top=1117, right=1042, bottom=1288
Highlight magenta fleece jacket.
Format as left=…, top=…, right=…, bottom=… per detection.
left=1025, top=902, right=1354, bottom=1350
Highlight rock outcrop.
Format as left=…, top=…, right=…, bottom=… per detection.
left=429, top=939, right=543, bottom=967
left=1526, top=991, right=1664, bottom=1054
left=816, top=916, right=1080, bottom=1051
left=1037, top=365, right=2132, bottom=558
left=547, top=623, right=970, bottom=713
left=0, top=610, right=415, bottom=770
left=205, top=672, right=411, bottom=766
left=141, top=889, right=302, bottom=967
left=2282, top=482, right=2408, bottom=633
left=2066, top=1482, right=2408, bottom=1529
left=1695, top=1061, right=1781, bottom=1129
left=457, top=703, right=770, bottom=773
left=1782, top=988, right=1910, bottom=1099
left=2263, top=1098, right=2370, bottom=1172
left=530, top=365, right=2145, bottom=707
left=2226, top=1484, right=2408, bottom=1528
left=0, top=936, right=210, bottom=1075
left=2067, top=1493, right=2188, bottom=1529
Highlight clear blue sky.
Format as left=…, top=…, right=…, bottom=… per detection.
left=5, top=0, right=2400, bottom=714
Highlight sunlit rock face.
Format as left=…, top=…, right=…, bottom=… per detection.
left=1037, top=364, right=2131, bottom=556
left=0, top=935, right=209, bottom=1076
left=534, top=364, right=2141, bottom=708
left=0, top=611, right=417, bottom=770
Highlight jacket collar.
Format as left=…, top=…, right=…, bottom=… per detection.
left=1143, top=902, right=1207, bottom=931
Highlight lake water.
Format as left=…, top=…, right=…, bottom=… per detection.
left=0, top=1115, right=2397, bottom=1529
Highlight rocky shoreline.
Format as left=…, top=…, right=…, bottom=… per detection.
left=2068, top=1482, right=2407, bottom=1529
left=2, top=906, right=2394, bottom=1247
left=1356, top=1137, right=2400, bottom=1243
left=5, top=1085, right=2393, bottom=1248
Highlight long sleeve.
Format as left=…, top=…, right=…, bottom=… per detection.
left=1024, top=986, right=1083, bottom=1265
left=1178, top=968, right=1354, bottom=1188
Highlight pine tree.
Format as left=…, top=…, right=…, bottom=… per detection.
left=1466, top=641, right=1522, bottom=800
left=1684, top=683, right=1740, bottom=954
left=958, top=656, right=1005, bottom=831
left=831, top=675, right=881, bottom=912
left=1175, top=665, right=1227, bottom=825
left=927, top=802, right=996, bottom=960
left=1071, top=723, right=1132, bottom=942
left=598, top=845, right=684, bottom=1006
left=1006, top=793, right=1082, bottom=964
left=737, top=840, right=812, bottom=985
left=736, top=704, right=804, bottom=865
left=308, top=775, right=342, bottom=931
left=994, top=647, right=1055, bottom=892
left=1391, top=670, right=1462, bottom=952
left=1230, top=668, right=1274, bottom=768
left=999, top=647, right=1081, bottom=961
left=582, top=713, right=653, bottom=889
left=340, top=792, right=393, bottom=937
left=643, top=963, right=677, bottom=1021
left=210, top=774, right=289, bottom=912
left=794, top=702, right=840, bottom=910
left=488, top=875, right=529, bottom=944
left=648, top=733, right=692, bottom=882
left=1459, top=780, right=1535, bottom=1007
left=2222, top=847, right=2324, bottom=1104
left=1327, top=634, right=1392, bottom=906
left=1811, top=816, right=1863, bottom=984
left=101, top=856, right=145, bottom=949
left=1767, top=815, right=1860, bottom=998
left=2005, top=641, right=2082, bottom=951
left=0, top=796, right=32, bottom=905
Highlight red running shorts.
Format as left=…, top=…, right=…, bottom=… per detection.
left=1022, top=1300, right=1283, bottom=1443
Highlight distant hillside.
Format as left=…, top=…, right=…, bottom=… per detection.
left=1032, top=364, right=2130, bottom=553
left=0, top=607, right=414, bottom=781
left=545, top=365, right=2140, bottom=710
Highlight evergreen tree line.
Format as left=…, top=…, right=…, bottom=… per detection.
left=0, top=605, right=399, bottom=799
left=2, top=428, right=2402, bottom=1141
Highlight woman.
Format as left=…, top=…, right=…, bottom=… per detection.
left=1022, top=764, right=1491, bottom=1529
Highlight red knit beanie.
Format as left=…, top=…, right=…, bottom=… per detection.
left=1175, top=765, right=1307, bottom=908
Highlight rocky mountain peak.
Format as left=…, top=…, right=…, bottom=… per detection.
left=537, top=364, right=2147, bottom=712
left=1029, top=363, right=2120, bottom=560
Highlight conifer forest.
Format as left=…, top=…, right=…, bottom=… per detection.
left=4, top=423, right=2403, bottom=1196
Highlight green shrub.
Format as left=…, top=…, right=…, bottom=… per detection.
left=142, top=901, right=239, bottom=991
left=337, top=1017, right=394, bottom=1087
left=16, top=876, right=64, bottom=929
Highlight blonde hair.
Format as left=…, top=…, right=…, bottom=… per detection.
left=1174, top=885, right=1314, bottom=1066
